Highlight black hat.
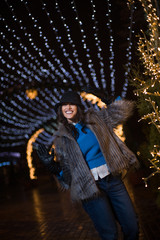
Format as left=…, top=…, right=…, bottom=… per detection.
left=55, top=91, right=84, bottom=113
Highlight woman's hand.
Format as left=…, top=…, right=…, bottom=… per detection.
left=37, top=144, right=61, bottom=175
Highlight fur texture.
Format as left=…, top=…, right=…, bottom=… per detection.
left=53, top=99, right=139, bottom=202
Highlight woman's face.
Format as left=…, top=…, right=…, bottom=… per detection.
left=61, top=103, right=78, bottom=123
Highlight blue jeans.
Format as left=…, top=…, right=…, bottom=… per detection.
left=82, top=174, right=139, bottom=240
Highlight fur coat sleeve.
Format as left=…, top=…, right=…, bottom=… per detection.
left=100, top=99, right=135, bottom=128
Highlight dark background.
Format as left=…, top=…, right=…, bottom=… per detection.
left=0, top=0, right=146, bottom=180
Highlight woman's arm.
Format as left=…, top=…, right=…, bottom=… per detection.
left=54, top=146, right=72, bottom=191
left=100, top=98, right=135, bottom=128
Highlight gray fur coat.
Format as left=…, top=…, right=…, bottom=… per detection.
left=53, top=99, right=139, bottom=202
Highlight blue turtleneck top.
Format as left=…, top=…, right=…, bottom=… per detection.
left=75, top=122, right=107, bottom=169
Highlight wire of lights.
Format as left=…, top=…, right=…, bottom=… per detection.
left=55, top=0, right=89, bottom=86
left=90, top=0, right=106, bottom=89
left=1, top=31, right=57, bottom=114
left=0, top=18, right=36, bottom=74
left=105, top=0, right=115, bottom=94
left=121, top=1, right=135, bottom=97
left=0, top=4, right=61, bottom=141
left=21, top=0, right=78, bottom=108
left=0, top=16, right=45, bottom=84
left=43, top=88, right=59, bottom=105
left=0, top=68, right=22, bottom=90
left=41, top=0, right=84, bottom=86
left=0, top=90, right=57, bottom=146
left=3, top=0, right=66, bottom=87
left=0, top=33, right=42, bottom=84
left=132, top=0, right=160, bottom=188
left=70, top=0, right=99, bottom=88
left=26, top=128, right=44, bottom=179
left=0, top=23, right=58, bottom=86
left=0, top=0, right=135, bottom=150
left=138, top=1, right=160, bottom=83
left=0, top=126, right=36, bottom=138
left=0, top=104, right=45, bottom=125
left=14, top=93, right=51, bottom=116
left=0, top=141, right=26, bottom=148
left=0, top=20, right=43, bottom=76
left=23, top=0, right=74, bottom=83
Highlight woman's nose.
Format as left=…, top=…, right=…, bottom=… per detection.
left=66, top=104, right=71, bottom=108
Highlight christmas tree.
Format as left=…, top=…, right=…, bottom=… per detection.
left=131, top=0, right=160, bottom=190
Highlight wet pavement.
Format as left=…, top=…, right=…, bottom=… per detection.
left=0, top=172, right=160, bottom=240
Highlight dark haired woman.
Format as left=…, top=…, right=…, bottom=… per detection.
left=37, top=91, right=139, bottom=240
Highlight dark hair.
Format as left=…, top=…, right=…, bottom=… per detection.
left=57, top=105, right=86, bottom=139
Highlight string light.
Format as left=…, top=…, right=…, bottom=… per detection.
left=42, top=0, right=85, bottom=86
left=131, top=0, right=160, bottom=189
left=1, top=0, right=134, bottom=151
left=70, top=0, right=99, bottom=88
left=105, top=0, right=116, bottom=94
left=26, top=128, right=44, bottom=179
left=26, top=89, right=38, bottom=99
left=81, top=92, right=107, bottom=108
left=23, top=0, right=73, bottom=83
left=121, top=0, right=136, bottom=97
left=90, top=0, right=106, bottom=89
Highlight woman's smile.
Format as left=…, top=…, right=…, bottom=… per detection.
left=62, top=104, right=78, bottom=123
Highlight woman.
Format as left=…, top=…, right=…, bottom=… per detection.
left=37, top=91, right=139, bottom=240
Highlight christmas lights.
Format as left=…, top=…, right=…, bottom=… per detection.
left=122, top=0, right=136, bottom=97
left=1, top=1, right=134, bottom=158
left=41, top=0, right=85, bottom=85
left=131, top=0, right=160, bottom=188
left=70, top=0, right=99, bottom=88
left=26, top=128, right=44, bottom=179
left=90, top=0, right=106, bottom=88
